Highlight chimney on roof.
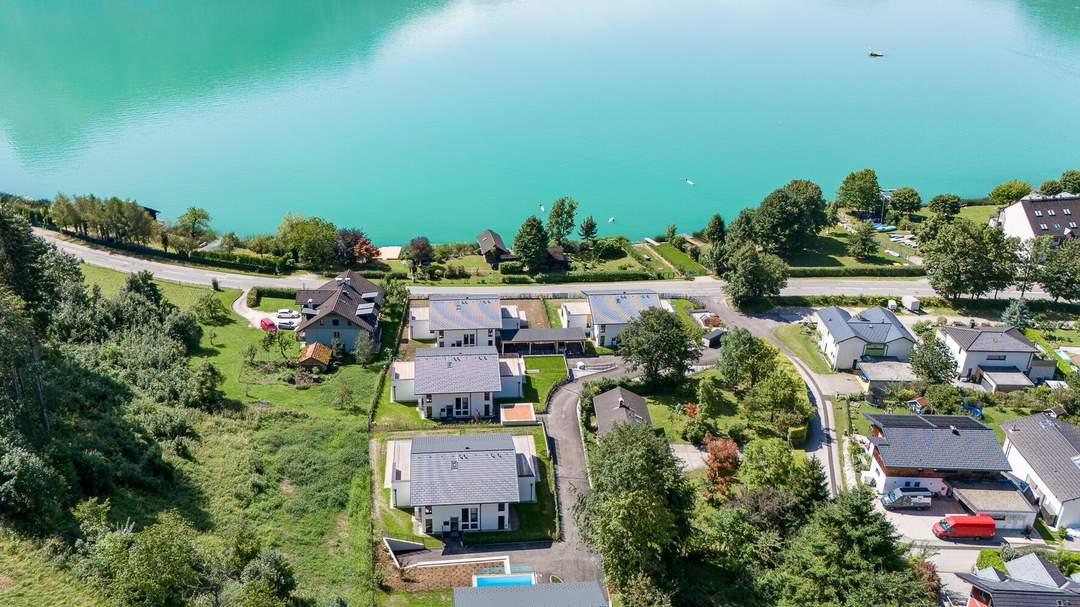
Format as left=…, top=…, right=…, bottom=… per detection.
left=335, top=277, right=343, bottom=285
left=950, top=425, right=959, bottom=435
left=344, top=277, right=350, bottom=285
left=618, top=397, right=626, bottom=409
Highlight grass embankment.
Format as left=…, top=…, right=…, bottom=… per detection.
left=773, top=324, right=832, bottom=374
left=1025, top=328, right=1079, bottom=376
left=378, top=589, right=453, bottom=606
left=653, top=242, right=707, bottom=276
left=543, top=299, right=563, bottom=327
left=73, top=264, right=385, bottom=605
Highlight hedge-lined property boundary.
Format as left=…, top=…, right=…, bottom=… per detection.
left=246, top=286, right=298, bottom=308
left=786, top=265, right=926, bottom=278
left=767, top=294, right=1080, bottom=315
left=55, top=228, right=293, bottom=274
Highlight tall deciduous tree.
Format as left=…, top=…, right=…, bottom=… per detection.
left=927, top=193, right=962, bottom=220
left=276, top=214, right=337, bottom=268
left=1041, top=238, right=1080, bottom=302
left=546, top=197, right=578, bottom=245
left=751, top=180, right=827, bottom=258
left=836, top=168, right=882, bottom=214
left=175, top=206, right=213, bottom=240
left=403, top=236, right=434, bottom=266
left=1041, top=179, right=1065, bottom=196
left=513, top=216, right=550, bottom=272
left=889, top=187, right=922, bottom=218
left=575, top=422, right=693, bottom=590
left=742, top=369, right=811, bottom=434
left=740, top=438, right=795, bottom=490
left=988, top=179, right=1033, bottom=206
left=714, top=328, right=778, bottom=392
left=618, top=308, right=701, bottom=385
left=1014, top=237, right=1050, bottom=297
left=846, top=220, right=878, bottom=260
left=703, top=435, right=740, bottom=498
left=1061, top=169, right=1080, bottom=194
left=910, top=334, right=957, bottom=384
left=722, top=244, right=788, bottom=309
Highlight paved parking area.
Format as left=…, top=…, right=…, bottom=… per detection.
left=881, top=497, right=965, bottom=543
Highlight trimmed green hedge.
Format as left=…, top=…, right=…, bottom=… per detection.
left=534, top=270, right=675, bottom=283
left=787, top=265, right=926, bottom=277
left=787, top=425, right=808, bottom=446
left=247, top=286, right=298, bottom=307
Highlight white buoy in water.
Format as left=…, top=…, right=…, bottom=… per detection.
left=607, top=216, right=615, bottom=223
left=685, top=178, right=695, bottom=186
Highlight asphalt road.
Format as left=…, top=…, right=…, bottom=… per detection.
left=38, top=229, right=1050, bottom=300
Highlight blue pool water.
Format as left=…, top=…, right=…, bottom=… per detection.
left=473, top=574, right=535, bottom=587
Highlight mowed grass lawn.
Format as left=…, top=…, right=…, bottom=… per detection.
left=788, top=231, right=905, bottom=268
left=0, top=538, right=103, bottom=607
left=654, top=242, right=707, bottom=276
left=773, top=324, right=832, bottom=374
left=522, top=355, right=568, bottom=411
left=78, top=264, right=381, bottom=605
left=377, top=589, right=452, bottom=607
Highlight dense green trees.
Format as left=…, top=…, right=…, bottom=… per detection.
left=751, top=180, right=828, bottom=258
left=714, top=328, right=777, bottom=391
left=921, top=219, right=1020, bottom=301
left=702, top=213, right=726, bottom=244
left=988, top=179, right=1033, bottom=206
left=546, top=196, right=578, bottom=245
left=1041, top=179, right=1065, bottom=196
left=846, top=220, right=878, bottom=260
left=889, top=186, right=922, bottom=218
left=578, top=215, right=598, bottom=243
left=618, top=308, right=702, bottom=385
left=722, top=244, right=787, bottom=309
left=175, top=206, right=214, bottom=240
left=513, top=215, right=550, bottom=271
left=926, top=193, right=962, bottom=219
left=1041, top=238, right=1080, bottom=302
left=575, top=422, right=694, bottom=591
left=50, top=194, right=158, bottom=245
left=835, top=168, right=882, bottom=215
left=277, top=213, right=337, bottom=268
left=1001, top=298, right=1034, bottom=330
left=910, top=334, right=957, bottom=384
left=1062, top=169, right=1080, bottom=193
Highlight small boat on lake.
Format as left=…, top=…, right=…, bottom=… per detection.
left=869, top=51, right=884, bottom=57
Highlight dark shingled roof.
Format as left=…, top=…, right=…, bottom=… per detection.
left=817, top=306, right=915, bottom=344
left=410, top=434, right=520, bottom=507
left=957, top=553, right=1080, bottom=607
left=942, top=326, right=1037, bottom=353
left=1013, top=192, right=1080, bottom=241
left=295, top=270, right=384, bottom=332
left=865, top=413, right=1010, bottom=472
left=453, top=581, right=608, bottom=607
left=476, top=229, right=510, bottom=255
left=413, top=347, right=502, bottom=394
left=593, top=387, right=652, bottom=436
left=1002, top=413, right=1080, bottom=503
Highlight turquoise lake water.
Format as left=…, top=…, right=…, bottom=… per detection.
left=2, top=1, right=1080, bottom=243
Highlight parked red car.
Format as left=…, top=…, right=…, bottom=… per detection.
left=260, top=318, right=278, bottom=332
left=932, top=514, right=995, bottom=540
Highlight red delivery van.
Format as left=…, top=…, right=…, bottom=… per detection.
left=932, top=514, right=995, bottom=540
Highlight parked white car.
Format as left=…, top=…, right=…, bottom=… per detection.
left=276, top=309, right=299, bottom=319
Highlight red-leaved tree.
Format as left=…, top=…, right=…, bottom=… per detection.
left=704, top=434, right=740, bottom=498
left=352, top=234, right=381, bottom=265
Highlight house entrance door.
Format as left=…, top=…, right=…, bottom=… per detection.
left=450, top=517, right=459, bottom=532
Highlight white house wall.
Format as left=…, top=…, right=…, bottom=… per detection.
left=1003, top=438, right=1080, bottom=528
left=391, top=478, right=411, bottom=508
left=417, top=391, right=495, bottom=419
left=944, top=333, right=1033, bottom=378
left=437, top=328, right=497, bottom=348
left=518, top=476, right=536, bottom=503
left=867, top=450, right=948, bottom=496
left=498, top=375, right=524, bottom=400
left=391, top=377, right=416, bottom=403
left=999, top=203, right=1037, bottom=242
left=409, top=317, right=433, bottom=340
left=418, top=503, right=511, bottom=534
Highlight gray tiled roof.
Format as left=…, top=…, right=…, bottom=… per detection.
left=957, top=554, right=1080, bottom=607
left=295, top=270, right=384, bottom=332
left=410, top=434, right=520, bottom=506
left=593, top=387, right=652, bottom=436
left=817, top=306, right=915, bottom=344
left=1002, top=413, right=1080, bottom=503
left=585, top=290, right=661, bottom=325
left=865, top=413, right=1010, bottom=472
left=429, top=295, right=502, bottom=331
left=413, top=347, right=502, bottom=394
left=943, top=326, right=1037, bottom=353
left=453, top=581, right=608, bottom=607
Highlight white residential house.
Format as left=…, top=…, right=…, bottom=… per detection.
left=938, top=326, right=1051, bottom=391
left=814, top=306, right=915, bottom=370
left=558, top=301, right=592, bottom=334
left=390, top=346, right=524, bottom=419
left=387, top=434, right=537, bottom=535
left=584, top=290, right=672, bottom=347
left=407, top=295, right=524, bottom=343
left=991, top=191, right=1080, bottom=243
left=1002, top=413, right=1080, bottom=529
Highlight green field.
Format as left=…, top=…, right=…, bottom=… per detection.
left=543, top=298, right=563, bottom=327
left=70, top=264, right=383, bottom=605
left=672, top=298, right=700, bottom=333
left=773, top=324, right=832, bottom=374
left=788, top=230, right=909, bottom=268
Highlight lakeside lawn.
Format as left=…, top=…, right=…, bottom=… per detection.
left=78, top=264, right=382, bottom=605
left=788, top=230, right=908, bottom=268
left=654, top=242, right=708, bottom=276
left=773, top=324, right=832, bottom=374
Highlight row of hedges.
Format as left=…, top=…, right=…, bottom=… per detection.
left=246, top=286, right=299, bottom=307
left=786, top=265, right=927, bottom=278
left=767, top=294, right=1080, bottom=315
left=58, top=229, right=293, bottom=274
left=534, top=269, right=675, bottom=283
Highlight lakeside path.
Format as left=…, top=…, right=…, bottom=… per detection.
left=37, top=229, right=1051, bottom=300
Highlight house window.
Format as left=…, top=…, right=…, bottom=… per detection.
left=1048, top=209, right=1056, bottom=216
left=484, top=392, right=490, bottom=400
left=460, top=507, right=479, bottom=530
left=463, top=333, right=476, bottom=346
left=454, top=397, right=470, bottom=416
left=864, top=344, right=887, bottom=357
left=1070, top=222, right=1078, bottom=228
left=1035, top=210, right=1043, bottom=217
left=498, top=503, right=505, bottom=512
left=1055, top=224, right=1062, bottom=230
left=333, top=331, right=341, bottom=339
left=425, top=519, right=433, bottom=534
left=424, top=506, right=432, bottom=515
left=1041, top=224, right=1049, bottom=230
left=332, top=319, right=339, bottom=326
left=987, top=354, right=1006, bottom=361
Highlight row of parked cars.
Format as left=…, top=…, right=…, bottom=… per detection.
left=260, top=309, right=300, bottom=331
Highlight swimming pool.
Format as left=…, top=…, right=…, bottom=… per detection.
left=472, top=573, right=536, bottom=587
